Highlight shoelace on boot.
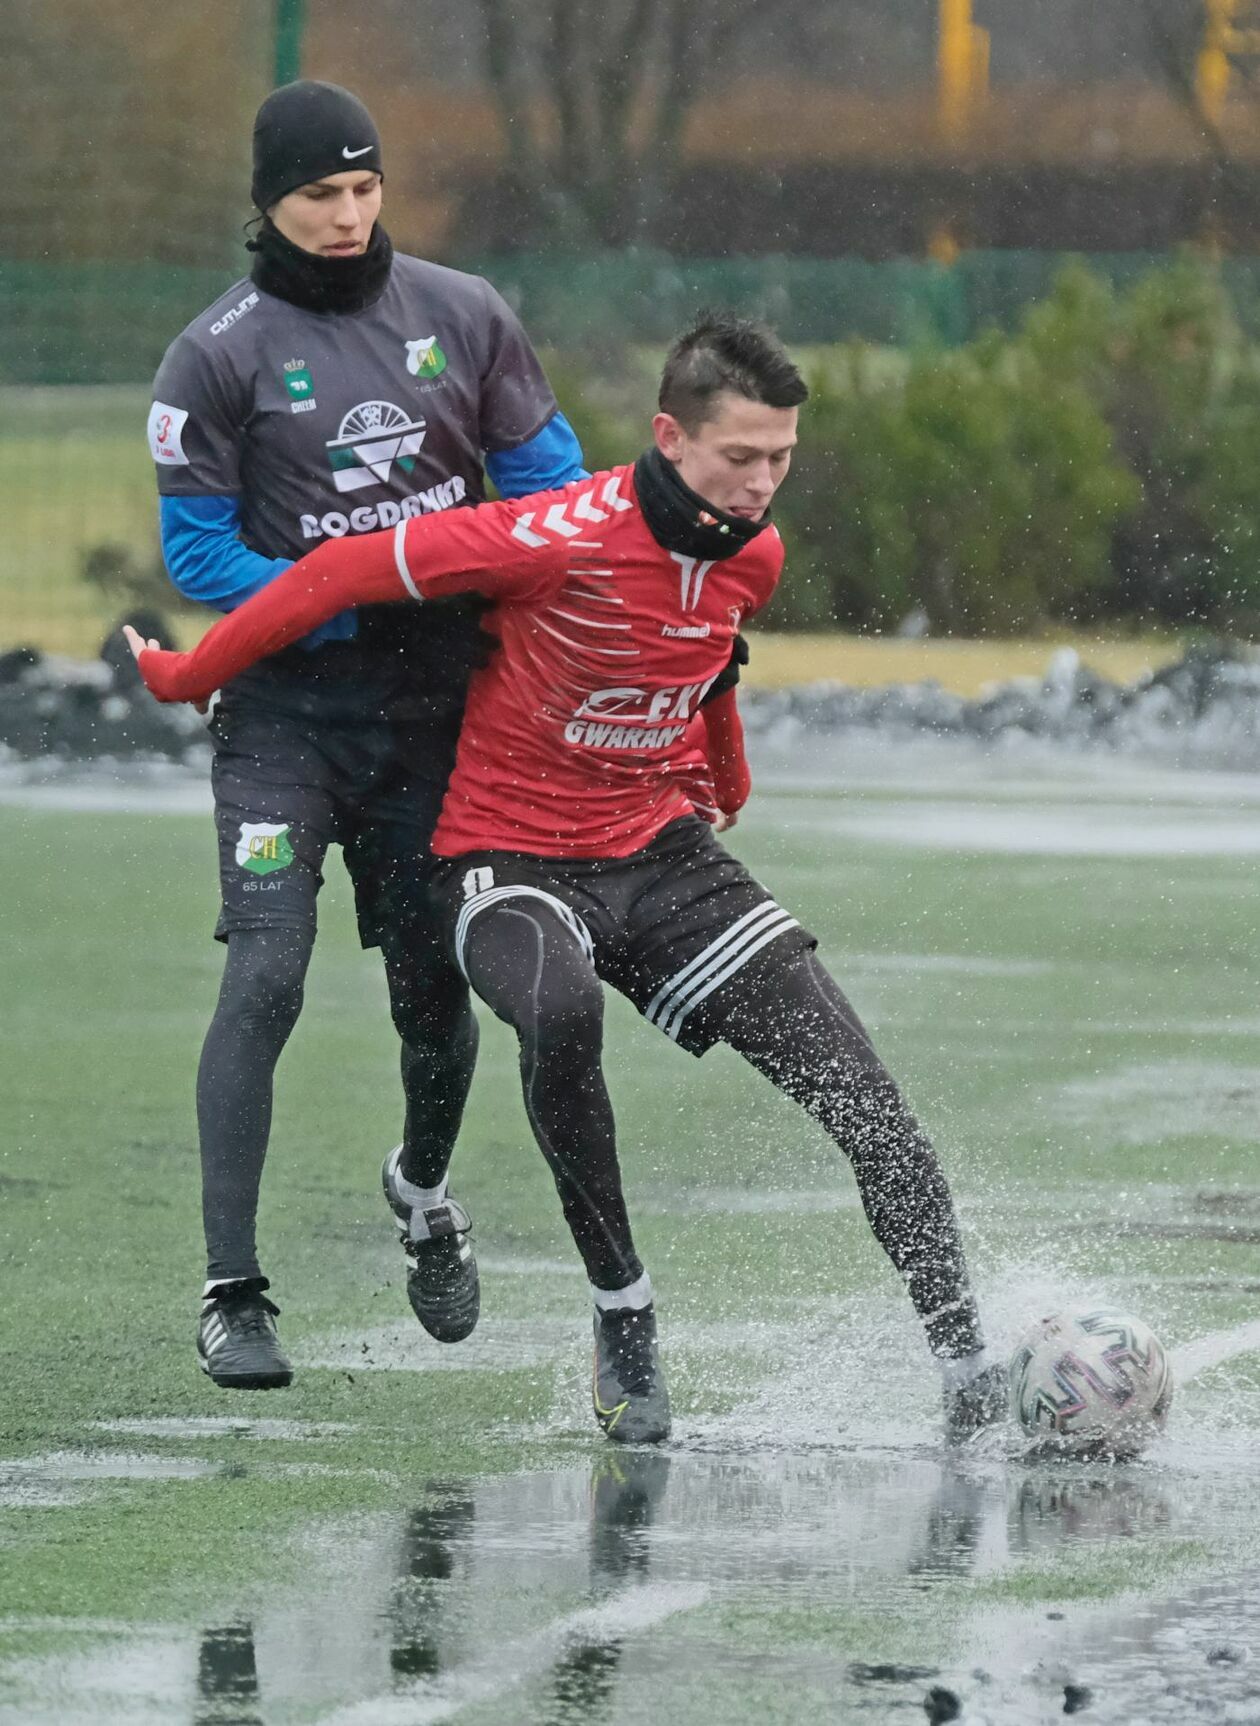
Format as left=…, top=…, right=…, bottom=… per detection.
left=214, top=1291, right=280, bottom=1335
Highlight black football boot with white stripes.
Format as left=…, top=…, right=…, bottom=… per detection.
left=382, top=1146, right=480, bottom=1343
left=592, top=1302, right=671, bottom=1444
left=198, top=1278, right=293, bottom=1390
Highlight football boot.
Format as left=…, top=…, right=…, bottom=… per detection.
left=943, top=1357, right=1008, bottom=1443
left=198, top=1278, right=292, bottom=1390
left=592, top=1302, right=671, bottom=1444
left=382, top=1145, right=480, bottom=1344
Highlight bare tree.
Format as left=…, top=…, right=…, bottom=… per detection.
left=471, top=0, right=812, bottom=246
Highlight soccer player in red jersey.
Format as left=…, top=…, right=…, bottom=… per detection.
left=128, top=317, right=1006, bottom=1446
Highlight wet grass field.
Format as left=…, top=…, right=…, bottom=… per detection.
left=2, top=742, right=1259, bottom=1724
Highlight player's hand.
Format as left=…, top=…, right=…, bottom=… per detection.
left=122, top=624, right=160, bottom=660
left=713, top=810, right=739, bottom=833
left=121, top=624, right=209, bottom=712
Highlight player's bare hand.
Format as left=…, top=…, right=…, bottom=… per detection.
left=713, top=810, right=738, bottom=833
left=120, top=626, right=209, bottom=713
left=122, top=624, right=161, bottom=660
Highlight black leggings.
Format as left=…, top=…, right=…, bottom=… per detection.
left=198, top=924, right=477, bottom=1282
left=721, top=952, right=981, bottom=1358
left=462, top=903, right=982, bottom=1358
left=462, top=904, right=642, bottom=1293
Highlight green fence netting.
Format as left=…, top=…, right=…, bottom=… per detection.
left=10, top=249, right=1260, bottom=387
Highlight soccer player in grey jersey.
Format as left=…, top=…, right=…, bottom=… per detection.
left=149, top=80, right=585, bottom=1388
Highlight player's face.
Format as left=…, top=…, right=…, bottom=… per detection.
left=270, top=171, right=383, bottom=257
left=653, top=393, right=799, bottom=520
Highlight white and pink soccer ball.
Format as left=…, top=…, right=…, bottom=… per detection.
left=1009, top=1308, right=1174, bottom=1458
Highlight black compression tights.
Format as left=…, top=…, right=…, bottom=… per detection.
left=461, top=905, right=644, bottom=1293
left=198, top=925, right=477, bottom=1282
left=721, top=951, right=983, bottom=1360
left=462, top=904, right=981, bottom=1356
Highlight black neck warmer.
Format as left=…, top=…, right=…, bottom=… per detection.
left=248, top=218, right=393, bottom=316
left=633, top=444, right=770, bottom=562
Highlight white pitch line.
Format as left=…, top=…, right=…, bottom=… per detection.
left=313, top=1582, right=709, bottom=1725
left=1170, top=1318, right=1260, bottom=1382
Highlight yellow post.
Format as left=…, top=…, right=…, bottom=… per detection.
left=1198, top=0, right=1235, bottom=125
left=938, top=0, right=990, bottom=141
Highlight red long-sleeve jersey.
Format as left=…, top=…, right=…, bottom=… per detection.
left=138, top=464, right=781, bottom=857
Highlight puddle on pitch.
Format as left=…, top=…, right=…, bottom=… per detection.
left=747, top=739, right=1260, bottom=860
left=8, top=1267, right=1257, bottom=1722
left=89, top=1417, right=356, bottom=1443
left=0, top=1450, right=218, bottom=1509
left=773, top=795, right=1260, bottom=858
left=5, top=1429, right=1260, bottom=1726
left=1053, top=1060, right=1260, bottom=1147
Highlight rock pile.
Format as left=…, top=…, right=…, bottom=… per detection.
left=743, top=647, right=1260, bottom=769
left=0, top=625, right=211, bottom=767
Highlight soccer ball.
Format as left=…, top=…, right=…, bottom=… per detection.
left=1009, top=1308, right=1174, bottom=1458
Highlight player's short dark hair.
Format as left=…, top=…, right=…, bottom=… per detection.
left=658, top=314, right=808, bottom=432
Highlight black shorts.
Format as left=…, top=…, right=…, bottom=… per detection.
left=210, top=703, right=450, bottom=949
left=430, top=817, right=816, bottom=1057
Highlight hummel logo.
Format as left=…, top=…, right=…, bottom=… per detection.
left=342, top=144, right=373, bottom=159
left=670, top=553, right=716, bottom=611
left=510, top=475, right=631, bottom=549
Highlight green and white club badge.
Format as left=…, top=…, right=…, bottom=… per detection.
left=405, top=336, right=447, bottom=379
left=283, top=360, right=314, bottom=399
left=236, top=821, right=295, bottom=876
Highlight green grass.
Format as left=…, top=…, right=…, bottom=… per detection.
left=0, top=387, right=159, bottom=651
left=2, top=766, right=1259, bottom=1721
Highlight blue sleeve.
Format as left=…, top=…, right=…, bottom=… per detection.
left=485, top=411, right=587, bottom=499
left=159, top=494, right=356, bottom=646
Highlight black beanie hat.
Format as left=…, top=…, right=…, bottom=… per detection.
left=251, top=80, right=383, bottom=212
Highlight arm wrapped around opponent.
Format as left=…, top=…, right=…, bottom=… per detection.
left=125, top=479, right=755, bottom=823
left=127, top=530, right=408, bottom=704
left=126, top=491, right=572, bottom=703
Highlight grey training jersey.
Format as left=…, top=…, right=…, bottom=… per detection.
left=150, top=254, right=560, bottom=731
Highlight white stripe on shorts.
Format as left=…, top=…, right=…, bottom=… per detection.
left=646, top=900, right=799, bottom=1043
left=659, top=911, right=799, bottom=1042
left=643, top=901, right=782, bottom=1022
left=453, top=885, right=594, bottom=980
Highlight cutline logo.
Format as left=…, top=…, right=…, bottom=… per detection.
left=210, top=292, right=258, bottom=336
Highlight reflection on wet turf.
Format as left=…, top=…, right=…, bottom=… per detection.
left=3, top=1447, right=1259, bottom=1723
left=194, top=1624, right=262, bottom=1726
left=541, top=1454, right=672, bottom=1726
left=1011, top=1472, right=1172, bottom=1555
left=387, top=1483, right=476, bottom=1684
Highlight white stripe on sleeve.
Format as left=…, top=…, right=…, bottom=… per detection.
left=393, top=521, right=423, bottom=602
